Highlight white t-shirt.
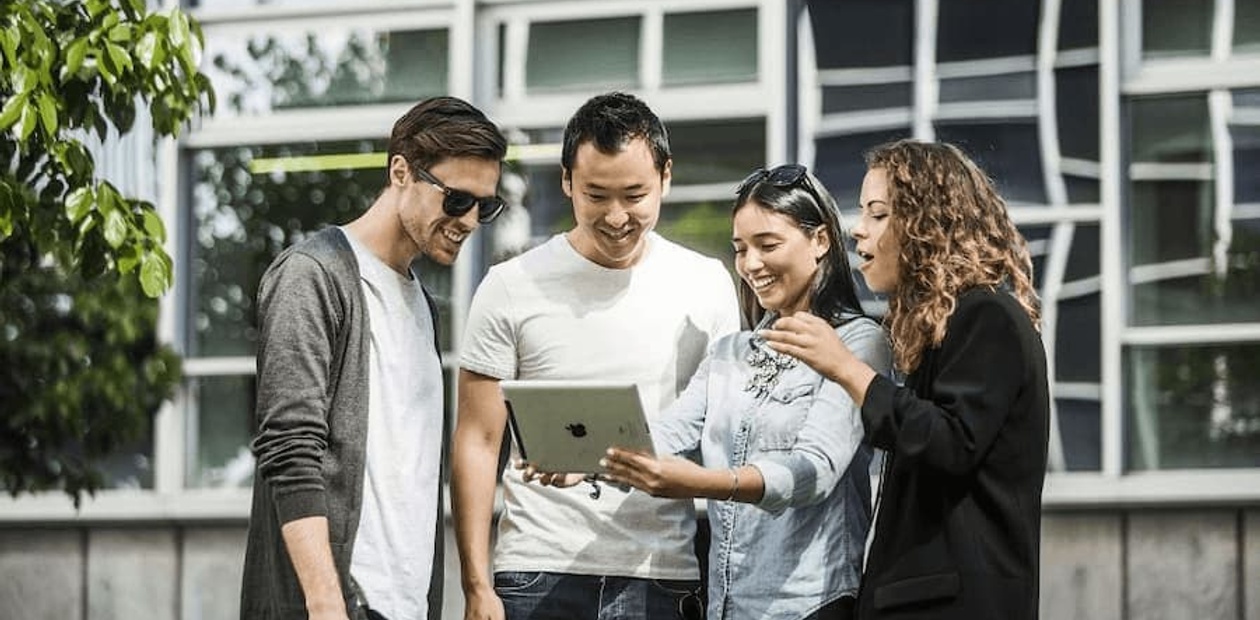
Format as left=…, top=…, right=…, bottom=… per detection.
left=346, top=232, right=444, bottom=620
left=460, top=232, right=740, bottom=580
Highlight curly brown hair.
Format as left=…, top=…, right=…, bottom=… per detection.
left=865, top=140, right=1040, bottom=374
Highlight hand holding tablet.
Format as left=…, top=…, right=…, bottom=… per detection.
left=502, top=380, right=655, bottom=475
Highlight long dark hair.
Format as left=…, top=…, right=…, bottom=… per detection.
left=733, top=165, right=866, bottom=329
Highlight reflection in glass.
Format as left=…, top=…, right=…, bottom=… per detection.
left=1058, top=0, right=1099, bottom=50
left=1129, top=95, right=1210, bottom=163
left=663, top=9, right=758, bottom=86
left=1128, top=344, right=1260, bottom=470
left=527, top=17, right=639, bottom=93
left=205, top=28, right=448, bottom=116
left=1064, top=223, right=1100, bottom=282
left=938, top=72, right=1036, bottom=103
left=1064, top=175, right=1100, bottom=204
left=1055, top=294, right=1101, bottom=383
left=670, top=119, right=766, bottom=186
left=187, top=375, right=254, bottom=489
left=1056, top=66, right=1100, bottom=161
left=934, top=122, right=1047, bottom=204
left=937, top=0, right=1038, bottom=62
left=1132, top=218, right=1260, bottom=325
left=821, top=83, right=912, bottom=114
left=805, top=0, right=913, bottom=69
left=1141, top=0, right=1212, bottom=58
left=1057, top=398, right=1101, bottom=471
left=1019, top=224, right=1052, bottom=292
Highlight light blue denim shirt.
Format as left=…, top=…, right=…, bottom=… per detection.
left=653, top=316, right=892, bottom=620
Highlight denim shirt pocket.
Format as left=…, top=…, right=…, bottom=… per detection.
left=754, top=382, right=815, bottom=451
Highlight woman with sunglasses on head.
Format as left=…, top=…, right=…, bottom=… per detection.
left=760, top=140, right=1050, bottom=620
left=601, top=164, right=892, bottom=620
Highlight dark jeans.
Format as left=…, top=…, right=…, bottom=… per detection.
left=494, top=571, right=704, bottom=620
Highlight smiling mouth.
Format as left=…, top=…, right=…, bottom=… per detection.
left=748, top=275, right=777, bottom=291
left=442, top=228, right=468, bottom=244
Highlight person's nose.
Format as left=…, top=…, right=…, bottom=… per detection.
left=850, top=218, right=867, bottom=241
left=604, top=203, right=630, bottom=228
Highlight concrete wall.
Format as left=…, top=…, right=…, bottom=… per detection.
left=2, top=509, right=1258, bottom=620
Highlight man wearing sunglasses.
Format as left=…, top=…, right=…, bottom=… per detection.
left=452, top=92, right=740, bottom=620
left=242, top=96, right=508, bottom=620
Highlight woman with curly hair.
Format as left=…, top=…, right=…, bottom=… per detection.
left=761, top=139, right=1050, bottom=619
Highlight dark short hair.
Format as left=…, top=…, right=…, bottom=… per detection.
left=734, top=166, right=865, bottom=329
left=561, top=92, right=670, bottom=177
left=387, top=96, right=508, bottom=175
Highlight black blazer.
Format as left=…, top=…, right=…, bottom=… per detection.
left=856, top=287, right=1050, bottom=620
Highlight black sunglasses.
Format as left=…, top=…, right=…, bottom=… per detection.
left=736, top=163, right=808, bottom=195
left=413, top=167, right=507, bottom=224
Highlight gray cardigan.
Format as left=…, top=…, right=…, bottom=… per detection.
left=240, top=227, right=446, bottom=619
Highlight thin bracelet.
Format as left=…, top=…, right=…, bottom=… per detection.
left=724, top=468, right=740, bottom=501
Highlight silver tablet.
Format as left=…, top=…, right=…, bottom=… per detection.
left=502, top=380, right=655, bottom=474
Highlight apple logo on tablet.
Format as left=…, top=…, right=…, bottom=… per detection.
left=565, top=423, right=588, bottom=438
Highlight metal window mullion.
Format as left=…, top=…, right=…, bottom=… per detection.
left=641, top=7, right=663, bottom=92
left=502, top=17, right=529, bottom=103
left=1037, top=0, right=1069, bottom=208
left=796, top=4, right=818, bottom=167
left=764, top=0, right=789, bottom=164
left=1209, top=90, right=1235, bottom=279
left=449, top=0, right=475, bottom=99
left=1099, top=0, right=1125, bottom=477
left=155, top=137, right=185, bottom=494
left=913, top=0, right=938, bottom=141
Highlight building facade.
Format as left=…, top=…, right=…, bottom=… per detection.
left=2, top=1, right=1259, bottom=619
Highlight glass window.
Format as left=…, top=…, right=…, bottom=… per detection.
left=662, top=9, right=758, bottom=86
left=1057, top=398, right=1102, bottom=471
left=1057, top=66, right=1100, bottom=161
left=1065, top=175, right=1101, bottom=203
left=934, top=122, right=1048, bottom=205
left=657, top=200, right=738, bottom=274
left=1019, top=224, right=1053, bottom=291
left=188, top=0, right=346, bottom=7
left=204, top=28, right=448, bottom=117
left=1064, top=223, right=1100, bottom=282
left=1238, top=0, right=1260, bottom=51
left=814, top=129, right=911, bottom=210
left=1234, top=124, right=1260, bottom=203
left=1127, top=343, right=1260, bottom=470
left=937, top=0, right=1039, bottom=62
left=1141, top=0, right=1212, bottom=58
left=1058, top=0, right=1099, bottom=50
left=1056, top=295, right=1101, bottom=383
left=187, top=375, right=254, bottom=489
left=669, top=119, right=766, bottom=186
left=1129, top=94, right=1211, bottom=163
left=938, top=72, right=1036, bottom=103
left=805, top=0, right=913, bottom=69
left=526, top=17, right=640, bottom=93
left=821, top=83, right=913, bottom=114
left=1129, top=180, right=1211, bottom=266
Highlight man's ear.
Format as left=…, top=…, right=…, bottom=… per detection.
left=561, top=167, right=573, bottom=198
left=660, top=159, right=673, bottom=198
left=389, top=155, right=410, bottom=187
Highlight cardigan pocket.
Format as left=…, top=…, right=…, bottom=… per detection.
left=872, top=571, right=960, bottom=610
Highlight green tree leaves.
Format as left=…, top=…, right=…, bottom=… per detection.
left=1, top=0, right=213, bottom=505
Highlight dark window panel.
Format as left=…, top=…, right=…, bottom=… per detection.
left=1056, top=65, right=1100, bottom=161
left=806, top=0, right=913, bottom=69
left=1141, top=0, right=1212, bottom=58
left=813, top=128, right=912, bottom=210
left=1064, top=223, right=1100, bottom=282
left=1064, top=175, right=1101, bottom=203
left=526, top=17, right=640, bottom=93
left=662, top=9, right=758, bottom=86
left=1238, top=0, right=1260, bottom=51
left=1019, top=224, right=1054, bottom=293
left=1129, top=94, right=1211, bottom=163
left=1129, top=180, right=1212, bottom=266
left=670, top=119, right=766, bottom=186
left=1057, top=398, right=1102, bottom=471
left=934, top=122, right=1048, bottom=205
left=1058, top=0, right=1099, bottom=49
left=1055, top=294, right=1101, bottom=382
left=937, top=0, right=1039, bottom=62
left=938, top=71, right=1036, bottom=103
left=1233, top=125, right=1260, bottom=203
left=821, top=83, right=913, bottom=114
